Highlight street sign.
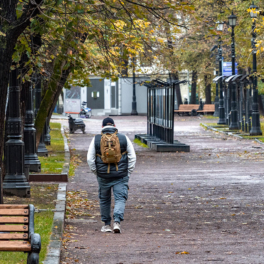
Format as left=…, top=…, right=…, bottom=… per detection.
left=223, top=62, right=238, bottom=76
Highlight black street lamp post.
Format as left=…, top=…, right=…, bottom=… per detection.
left=3, top=68, right=30, bottom=197
left=249, top=2, right=262, bottom=135
left=0, top=167, right=2, bottom=204
left=24, top=82, right=41, bottom=172
left=228, top=11, right=239, bottom=130
left=44, top=118, right=51, bottom=145
left=131, top=57, right=138, bottom=115
left=35, top=75, right=48, bottom=157
left=214, top=74, right=219, bottom=117
left=216, top=21, right=226, bottom=124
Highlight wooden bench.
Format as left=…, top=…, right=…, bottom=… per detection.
left=197, top=104, right=215, bottom=114
left=174, top=104, right=199, bottom=115
left=0, top=204, right=41, bottom=264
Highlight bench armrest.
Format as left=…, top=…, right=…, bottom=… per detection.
left=28, top=204, right=41, bottom=253
left=29, top=233, right=41, bottom=253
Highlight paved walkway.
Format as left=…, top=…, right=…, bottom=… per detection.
left=60, top=116, right=264, bottom=264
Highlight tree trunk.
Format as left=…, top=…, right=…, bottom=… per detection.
left=190, top=71, right=197, bottom=104
left=47, top=68, right=72, bottom=123
left=171, top=72, right=182, bottom=105
left=204, top=74, right=212, bottom=104
left=35, top=33, right=87, bottom=147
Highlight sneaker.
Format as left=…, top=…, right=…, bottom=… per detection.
left=101, top=225, right=112, bottom=233
left=113, top=222, right=121, bottom=233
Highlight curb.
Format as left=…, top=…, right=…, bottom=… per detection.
left=201, top=123, right=264, bottom=145
left=201, top=123, right=244, bottom=140
left=255, top=138, right=264, bottom=145
left=43, top=126, right=69, bottom=264
left=62, top=126, right=70, bottom=175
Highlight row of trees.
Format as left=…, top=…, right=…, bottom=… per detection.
left=173, top=0, right=264, bottom=104
left=1, top=0, right=264, bottom=175
left=0, top=0, right=194, bottom=175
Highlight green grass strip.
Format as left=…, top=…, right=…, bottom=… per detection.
left=203, top=115, right=218, bottom=119
left=38, top=122, right=64, bottom=174
left=134, top=138, right=149, bottom=148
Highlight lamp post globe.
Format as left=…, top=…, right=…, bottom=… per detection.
left=228, top=11, right=237, bottom=27
left=249, top=2, right=262, bottom=135
left=216, top=21, right=224, bottom=32
left=249, top=2, right=258, bottom=18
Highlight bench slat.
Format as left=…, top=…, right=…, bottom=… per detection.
left=0, top=209, right=28, bottom=216
left=0, top=241, right=31, bottom=251
left=0, top=205, right=28, bottom=209
left=0, top=233, right=28, bottom=240
left=0, top=225, right=28, bottom=232
left=175, top=104, right=199, bottom=112
left=0, top=217, right=28, bottom=224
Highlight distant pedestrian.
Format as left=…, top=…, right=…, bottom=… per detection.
left=87, top=117, right=136, bottom=233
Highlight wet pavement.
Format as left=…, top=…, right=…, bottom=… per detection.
left=59, top=115, right=264, bottom=264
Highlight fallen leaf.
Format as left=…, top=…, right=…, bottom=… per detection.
left=176, top=251, right=189, bottom=255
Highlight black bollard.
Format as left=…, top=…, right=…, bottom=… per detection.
left=198, top=98, right=203, bottom=110
left=34, top=75, right=48, bottom=157
left=3, top=68, right=30, bottom=197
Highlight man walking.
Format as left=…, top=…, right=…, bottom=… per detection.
left=87, top=117, right=136, bottom=233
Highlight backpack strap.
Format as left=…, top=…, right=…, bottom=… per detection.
left=107, top=164, right=110, bottom=173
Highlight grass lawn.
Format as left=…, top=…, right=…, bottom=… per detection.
left=201, top=122, right=228, bottom=128
left=203, top=115, right=218, bottom=119
left=1, top=184, right=58, bottom=264
left=37, top=122, right=65, bottom=174
left=240, top=123, right=264, bottom=142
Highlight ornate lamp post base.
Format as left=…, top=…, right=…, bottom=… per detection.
left=44, top=135, right=51, bottom=145
left=37, top=144, right=48, bottom=157
left=37, top=133, right=48, bottom=157
left=217, top=104, right=226, bottom=124
left=24, top=125, right=41, bottom=172
left=3, top=139, right=31, bottom=198
left=250, top=112, right=262, bottom=135
left=131, top=101, right=138, bottom=115
left=229, top=109, right=239, bottom=130
left=214, top=100, right=219, bottom=117
left=25, top=156, right=41, bottom=172
left=3, top=180, right=30, bottom=198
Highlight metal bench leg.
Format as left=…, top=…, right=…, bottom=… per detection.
left=27, top=252, right=39, bottom=264
left=27, top=233, right=41, bottom=264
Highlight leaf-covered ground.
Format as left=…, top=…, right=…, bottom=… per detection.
left=60, top=116, right=264, bottom=264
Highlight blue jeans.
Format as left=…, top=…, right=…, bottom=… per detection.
left=97, top=176, right=129, bottom=225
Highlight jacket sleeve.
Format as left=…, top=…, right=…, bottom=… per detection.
left=126, top=136, right=136, bottom=175
left=87, top=137, right=97, bottom=175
